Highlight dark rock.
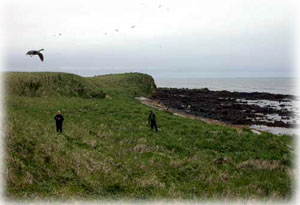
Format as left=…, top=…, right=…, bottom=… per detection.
left=151, top=88, right=296, bottom=128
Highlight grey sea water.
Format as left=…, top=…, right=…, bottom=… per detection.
left=154, top=77, right=296, bottom=96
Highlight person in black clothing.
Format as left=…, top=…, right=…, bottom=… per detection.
left=54, top=110, right=64, bottom=133
left=148, top=110, right=158, bottom=133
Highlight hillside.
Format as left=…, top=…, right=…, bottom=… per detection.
left=4, top=72, right=294, bottom=201
left=89, top=72, right=157, bottom=97
left=4, top=72, right=106, bottom=98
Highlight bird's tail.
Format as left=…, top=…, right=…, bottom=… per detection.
left=38, top=49, right=44, bottom=52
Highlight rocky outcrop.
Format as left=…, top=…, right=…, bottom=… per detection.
left=152, top=88, right=297, bottom=128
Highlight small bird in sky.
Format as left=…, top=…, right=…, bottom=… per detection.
left=26, top=49, right=44, bottom=62
left=158, top=5, right=162, bottom=8
left=115, top=29, right=119, bottom=32
left=131, top=25, right=135, bottom=29
left=59, top=33, right=62, bottom=36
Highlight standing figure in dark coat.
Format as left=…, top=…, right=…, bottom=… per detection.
left=54, top=110, right=64, bottom=133
left=148, top=110, right=158, bottom=133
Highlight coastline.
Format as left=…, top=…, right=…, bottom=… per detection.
left=142, top=87, right=298, bottom=136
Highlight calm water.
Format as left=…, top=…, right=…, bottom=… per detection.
left=154, top=77, right=296, bottom=96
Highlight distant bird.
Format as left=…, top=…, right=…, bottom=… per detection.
left=131, top=25, right=135, bottom=29
left=52, top=33, right=62, bottom=37
left=26, top=49, right=44, bottom=62
left=115, top=29, right=119, bottom=32
left=158, top=5, right=162, bottom=8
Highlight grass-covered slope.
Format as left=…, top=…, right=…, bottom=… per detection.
left=89, top=72, right=157, bottom=97
left=4, top=72, right=294, bottom=201
left=5, top=72, right=105, bottom=98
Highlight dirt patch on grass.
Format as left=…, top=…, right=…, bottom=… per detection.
left=133, top=144, right=151, bottom=153
left=238, top=159, right=286, bottom=170
left=135, top=175, right=165, bottom=189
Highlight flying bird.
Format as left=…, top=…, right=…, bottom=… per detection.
left=115, top=29, right=119, bottom=32
left=131, top=25, right=135, bottom=29
left=26, top=49, right=44, bottom=62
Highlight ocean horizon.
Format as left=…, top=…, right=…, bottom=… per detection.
left=154, top=77, right=296, bottom=96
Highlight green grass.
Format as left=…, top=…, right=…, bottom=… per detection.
left=5, top=72, right=105, bottom=98
left=4, top=72, right=294, bottom=201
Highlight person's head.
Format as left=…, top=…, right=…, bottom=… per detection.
left=57, top=110, right=61, bottom=114
left=149, top=110, right=153, bottom=114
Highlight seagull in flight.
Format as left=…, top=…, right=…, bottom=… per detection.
left=26, top=49, right=44, bottom=62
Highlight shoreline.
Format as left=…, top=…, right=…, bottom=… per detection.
left=138, top=87, right=298, bottom=136
left=136, top=96, right=244, bottom=127
left=137, top=96, right=297, bottom=136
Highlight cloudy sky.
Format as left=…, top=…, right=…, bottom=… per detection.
left=1, top=0, right=294, bottom=78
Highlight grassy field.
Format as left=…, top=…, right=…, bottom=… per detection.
left=4, top=72, right=294, bottom=201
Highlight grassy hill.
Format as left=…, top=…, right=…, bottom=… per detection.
left=89, top=72, right=156, bottom=98
left=5, top=72, right=106, bottom=98
left=4, top=72, right=294, bottom=201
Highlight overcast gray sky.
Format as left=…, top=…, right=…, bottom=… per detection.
left=1, top=0, right=294, bottom=78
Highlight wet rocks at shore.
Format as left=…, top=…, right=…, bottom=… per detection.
left=151, top=88, right=297, bottom=128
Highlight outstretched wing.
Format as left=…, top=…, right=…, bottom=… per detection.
left=38, top=53, right=44, bottom=61
left=26, top=50, right=34, bottom=55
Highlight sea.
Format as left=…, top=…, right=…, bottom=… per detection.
left=154, top=77, right=297, bottom=96
left=153, top=77, right=299, bottom=136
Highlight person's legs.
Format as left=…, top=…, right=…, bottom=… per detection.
left=154, top=121, right=158, bottom=133
left=59, top=125, right=62, bottom=133
left=56, top=124, right=59, bottom=132
left=150, top=121, right=154, bottom=130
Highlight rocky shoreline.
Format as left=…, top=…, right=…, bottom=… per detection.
left=151, top=88, right=298, bottom=128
